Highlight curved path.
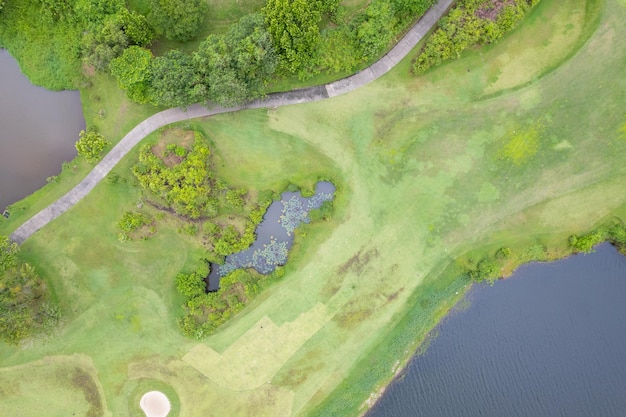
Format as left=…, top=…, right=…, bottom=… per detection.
left=10, top=0, right=453, bottom=244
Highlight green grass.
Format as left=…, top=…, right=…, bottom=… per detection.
left=2, top=0, right=626, bottom=417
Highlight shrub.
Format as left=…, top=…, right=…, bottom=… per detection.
left=413, top=0, right=540, bottom=74
left=117, top=210, right=153, bottom=241
left=496, top=247, right=511, bottom=259
left=75, top=130, right=110, bottom=162
left=568, top=231, right=604, bottom=253
left=469, top=258, right=500, bottom=283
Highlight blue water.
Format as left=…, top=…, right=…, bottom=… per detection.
left=207, top=181, right=335, bottom=290
left=367, top=242, right=626, bottom=417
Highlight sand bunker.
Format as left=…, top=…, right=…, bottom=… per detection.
left=140, top=391, right=171, bottom=417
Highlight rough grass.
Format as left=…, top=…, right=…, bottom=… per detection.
left=1, top=1, right=626, bottom=417
left=0, top=354, right=107, bottom=417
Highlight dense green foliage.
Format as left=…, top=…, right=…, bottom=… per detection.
left=148, top=0, right=207, bottom=41
left=133, top=131, right=215, bottom=218
left=108, top=13, right=278, bottom=107
left=355, top=0, right=397, bottom=59
left=0, top=0, right=436, bottom=98
left=75, top=130, right=110, bottom=162
left=110, top=45, right=153, bottom=103
left=148, top=49, right=201, bottom=108
left=0, top=236, right=59, bottom=344
left=192, top=13, right=278, bottom=106
left=262, top=0, right=330, bottom=75
left=178, top=267, right=261, bottom=338
left=82, top=8, right=155, bottom=70
left=413, top=0, right=540, bottom=73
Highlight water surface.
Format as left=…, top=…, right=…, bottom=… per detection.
left=0, top=50, right=85, bottom=211
left=207, top=181, right=335, bottom=290
left=368, top=243, right=626, bottom=417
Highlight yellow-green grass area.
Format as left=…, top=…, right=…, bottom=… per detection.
left=1, top=1, right=626, bottom=417
left=0, top=354, right=108, bottom=417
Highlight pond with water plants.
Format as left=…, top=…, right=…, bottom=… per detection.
left=206, top=181, right=335, bottom=291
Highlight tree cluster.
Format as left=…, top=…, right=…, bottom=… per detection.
left=111, top=13, right=277, bottom=107
left=0, top=236, right=59, bottom=344
left=133, top=132, right=215, bottom=219
left=148, top=0, right=207, bottom=42
left=413, top=0, right=540, bottom=73
left=266, top=0, right=434, bottom=76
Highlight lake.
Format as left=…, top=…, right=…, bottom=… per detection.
left=367, top=242, right=626, bottom=417
left=0, top=49, right=85, bottom=211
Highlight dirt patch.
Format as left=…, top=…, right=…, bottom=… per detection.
left=336, top=247, right=380, bottom=276
left=151, top=129, right=195, bottom=168
left=71, top=368, right=103, bottom=417
left=475, top=0, right=515, bottom=21
left=82, top=63, right=96, bottom=77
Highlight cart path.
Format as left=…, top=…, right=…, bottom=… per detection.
left=10, top=0, right=453, bottom=244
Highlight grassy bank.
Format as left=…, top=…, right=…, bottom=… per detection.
left=1, top=0, right=626, bottom=416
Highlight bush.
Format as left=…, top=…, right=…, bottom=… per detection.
left=469, top=258, right=500, bottom=283
left=412, top=0, right=540, bottom=74
left=117, top=210, right=153, bottom=241
left=75, top=130, right=110, bottom=162
left=568, top=231, right=604, bottom=253
left=496, top=247, right=511, bottom=259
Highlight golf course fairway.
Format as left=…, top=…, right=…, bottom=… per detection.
left=1, top=0, right=625, bottom=416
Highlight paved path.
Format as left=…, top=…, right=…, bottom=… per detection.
left=10, top=0, right=454, bottom=244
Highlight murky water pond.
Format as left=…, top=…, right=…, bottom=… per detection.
left=207, top=181, right=335, bottom=290
left=367, top=242, right=626, bottom=417
left=0, top=49, right=85, bottom=211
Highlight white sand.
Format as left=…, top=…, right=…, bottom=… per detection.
left=140, top=391, right=171, bottom=417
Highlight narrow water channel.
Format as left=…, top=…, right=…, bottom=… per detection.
left=367, top=242, right=626, bottom=417
left=0, top=50, right=85, bottom=211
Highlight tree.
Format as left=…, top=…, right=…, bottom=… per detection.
left=176, top=271, right=206, bottom=298
left=110, top=45, right=153, bottom=103
left=115, top=8, right=155, bottom=47
left=82, top=18, right=129, bottom=70
left=0, top=236, right=18, bottom=273
left=390, top=0, right=434, bottom=21
left=223, top=14, right=277, bottom=96
left=149, top=0, right=208, bottom=42
left=149, top=50, right=203, bottom=108
left=193, top=14, right=277, bottom=106
left=356, top=0, right=397, bottom=58
left=39, top=0, right=74, bottom=21
left=74, top=0, right=124, bottom=27
left=75, top=130, right=110, bottom=162
left=263, top=0, right=323, bottom=75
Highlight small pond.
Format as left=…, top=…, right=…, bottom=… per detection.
left=206, top=181, right=335, bottom=291
left=367, top=242, right=626, bottom=417
left=0, top=49, right=85, bottom=211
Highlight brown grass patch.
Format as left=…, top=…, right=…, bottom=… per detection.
left=475, top=0, right=515, bottom=21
